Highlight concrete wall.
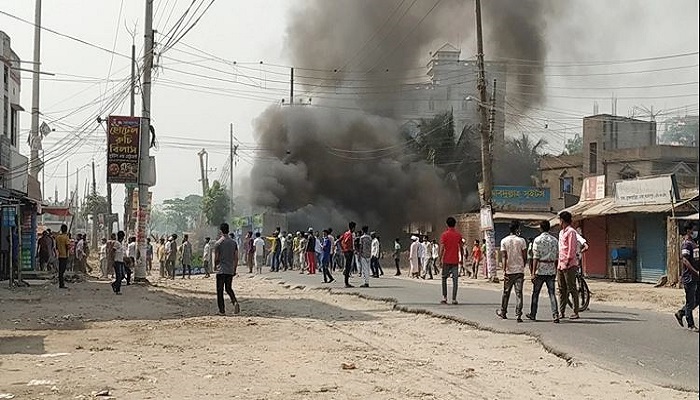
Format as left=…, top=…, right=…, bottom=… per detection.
left=539, top=154, right=584, bottom=212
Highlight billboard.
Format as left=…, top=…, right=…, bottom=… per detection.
left=580, top=175, right=605, bottom=201
left=614, top=174, right=679, bottom=206
left=492, top=186, right=551, bottom=211
left=107, top=116, right=140, bottom=184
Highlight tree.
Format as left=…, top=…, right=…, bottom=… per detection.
left=81, top=192, right=109, bottom=220
left=162, top=194, right=202, bottom=233
left=202, top=180, right=231, bottom=226
left=496, top=133, right=547, bottom=186
left=563, top=133, right=582, bottom=155
left=659, top=118, right=699, bottom=146
left=405, top=111, right=458, bottom=168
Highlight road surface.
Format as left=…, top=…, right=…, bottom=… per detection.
left=265, top=270, right=699, bottom=392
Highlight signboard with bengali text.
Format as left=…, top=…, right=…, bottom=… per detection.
left=614, top=175, right=679, bottom=206
left=107, top=116, right=141, bottom=184
left=492, top=185, right=551, bottom=211
left=580, top=175, right=606, bottom=201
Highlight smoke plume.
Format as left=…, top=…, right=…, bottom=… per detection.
left=249, top=0, right=563, bottom=233
left=250, top=106, right=459, bottom=232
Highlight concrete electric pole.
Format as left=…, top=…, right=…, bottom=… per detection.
left=134, top=0, right=154, bottom=282
left=229, top=123, right=237, bottom=219
left=29, top=0, right=42, bottom=179
left=124, top=25, right=138, bottom=234
left=91, top=160, right=98, bottom=250
left=475, top=0, right=498, bottom=281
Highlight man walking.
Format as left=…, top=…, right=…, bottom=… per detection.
left=439, top=217, right=463, bottom=305
left=202, top=237, right=213, bottom=278
left=321, top=229, right=335, bottom=283
left=557, top=211, right=580, bottom=320
left=421, top=236, right=434, bottom=280
left=253, top=232, right=265, bottom=274
left=409, top=236, right=421, bottom=278
left=157, top=238, right=167, bottom=278
left=340, top=221, right=357, bottom=288
left=370, top=232, right=380, bottom=278
left=674, top=222, right=699, bottom=332
left=214, top=223, right=240, bottom=315
left=111, top=231, right=126, bottom=295
left=497, top=220, right=527, bottom=322
left=55, top=224, right=70, bottom=289
left=526, top=220, right=560, bottom=323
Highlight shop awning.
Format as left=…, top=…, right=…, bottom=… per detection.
left=493, top=211, right=557, bottom=222
left=41, top=206, right=72, bottom=217
left=552, top=193, right=699, bottom=225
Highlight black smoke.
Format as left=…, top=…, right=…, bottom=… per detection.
left=249, top=0, right=563, bottom=233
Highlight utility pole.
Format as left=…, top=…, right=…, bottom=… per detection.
left=197, top=149, right=209, bottom=196
left=475, top=0, right=498, bottom=282
left=134, top=0, right=154, bottom=282
left=91, top=160, right=98, bottom=250
left=29, top=0, right=42, bottom=179
left=124, top=29, right=138, bottom=236
left=234, top=124, right=239, bottom=217
left=290, top=67, right=294, bottom=106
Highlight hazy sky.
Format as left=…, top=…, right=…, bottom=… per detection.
left=0, top=0, right=698, bottom=219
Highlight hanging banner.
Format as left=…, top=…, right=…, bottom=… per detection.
left=107, top=116, right=141, bottom=184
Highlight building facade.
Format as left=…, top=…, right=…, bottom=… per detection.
left=0, top=31, right=40, bottom=280
left=394, top=43, right=507, bottom=146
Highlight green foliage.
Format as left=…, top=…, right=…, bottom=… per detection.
left=406, top=111, right=458, bottom=167
left=563, top=133, right=582, bottom=155
left=161, top=194, right=202, bottom=233
left=659, top=118, right=699, bottom=146
left=81, top=192, right=109, bottom=220
left=202, top=180, right=231, bottom=226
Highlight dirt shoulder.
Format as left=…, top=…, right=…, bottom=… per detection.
left=0, top=275, right=695, bottom=399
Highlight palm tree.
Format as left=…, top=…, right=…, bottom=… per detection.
left=495, top=133, right=548, bottom=186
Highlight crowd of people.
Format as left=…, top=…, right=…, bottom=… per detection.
left=37, top=224, right=89, bottom=288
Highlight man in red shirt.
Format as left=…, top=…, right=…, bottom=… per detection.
left=340, top=221, right=357, bottom=288
left=439, top=216, right=464, bottom=305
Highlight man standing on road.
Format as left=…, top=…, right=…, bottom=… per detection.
left=674, top=222, right=699, bottom=332
left=157, top=238, right=166, bottom=278
left=471, top=239, right=482, bottom=279
left=393, top=238, right=402, bottom=276
left=111, top=231, right=126, bottom=295
left=409, top=236, right=422, bottom=278
left=202, top=237, right=213, bottom=278
left=253, top=232, right=265, bottom=274
left=55, top=224, right=70, bottom=289
left=439, top=217, right=463, bottom=305
left=526, top=220, right=560, bottom=323
left=558, top=211, right=580, bottom=320
left=181, top=235, right=193, bottom=279
left=497, top=220, right=527, bottom=322
left=98, top=238, right=108, bottom=279
left=341, top=221, right=357, bottom=288
left=358, top=226, right=372, bottom=288
left=370, top=232, right=381, bottom=278
left=321, top=229, right=335, bottom=284
left=165, top=234, right=178, bottom=279
left=214, top=223, right=240, bottom=315
left=305, top=228, right=318, bottom=275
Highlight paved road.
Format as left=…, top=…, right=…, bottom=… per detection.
left=263, top=270, right=699, bottom=392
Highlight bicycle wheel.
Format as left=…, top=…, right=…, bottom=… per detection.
left=567, top=277, right=591, bottom=311
left=578, top=278, right=591, bottom=311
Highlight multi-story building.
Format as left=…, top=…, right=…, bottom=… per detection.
left=394, top=43, right=507, bottom=146
left=1, top=31, right=40, bottom=279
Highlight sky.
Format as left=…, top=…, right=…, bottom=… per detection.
left=0, top=0, right=698, bottom=221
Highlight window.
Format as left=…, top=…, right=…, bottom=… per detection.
left=428, top=100, right=435, bottom=111
left=560, top=176, right=573, bottom=199
left=3, top=96, right=7, bottom=137
left=3, top=65, right=8, bottom=89
left=10, top=108, right=17, bottom=147
left=589, top=142, right=598, bottom=174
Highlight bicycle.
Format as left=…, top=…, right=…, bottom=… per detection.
left=567, top=265, right=591, bottom=312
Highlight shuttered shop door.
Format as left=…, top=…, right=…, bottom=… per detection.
left=635, top=214, right=667, bottom=284
left=582, top=217, right=607, bottom=278
left=606, top=214, right=635, bottom=278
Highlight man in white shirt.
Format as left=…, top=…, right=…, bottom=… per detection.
left=202, top=237, right=212, bottom=278
left=370, top=233, right=382, bottom=278
left=431, top=239, right=440, bottom=275
left=421, top=236, right=433, bottom=280
left=253, top=232, right=265, bottom=274
left=497, top=220, right=528, bottom=322
left=98, top=238, right=108, bottom=279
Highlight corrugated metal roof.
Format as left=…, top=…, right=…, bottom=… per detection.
left=493, top=211, right=556, bottom=222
